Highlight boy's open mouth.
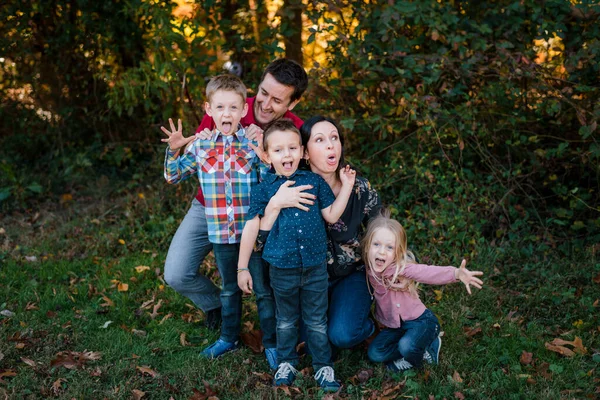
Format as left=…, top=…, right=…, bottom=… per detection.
left=282, top=161, right=293, bottom=169
left=221, top=122, right=232, bottom=134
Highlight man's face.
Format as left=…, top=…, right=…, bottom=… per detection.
left=205, top=90, right=248, bottom=136
left=254, top=73, right=300, bottom=127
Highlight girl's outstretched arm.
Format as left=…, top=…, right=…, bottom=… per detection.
left=454, top=259, right=484, bottom=294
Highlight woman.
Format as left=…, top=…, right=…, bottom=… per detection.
left=264, top=115, right=380, bottom=348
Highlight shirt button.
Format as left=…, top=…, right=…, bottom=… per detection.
left=396, top=304, right=401, bottom=308
left=300, top=246, right=304, bottom=249
left=298, top=229, right=302, bottom=233
left=295, top=213, right=298, bottom=217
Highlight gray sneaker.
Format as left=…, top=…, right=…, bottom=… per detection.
left=423, top=334, right=442, bottom=365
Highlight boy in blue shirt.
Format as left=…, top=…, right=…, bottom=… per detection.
left=236, top=119, right=356, bottom=392
left=162, top=75, right=277, bottom=368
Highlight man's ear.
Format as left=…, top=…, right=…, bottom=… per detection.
left=287, top=98, right=300, bottom=111
left=241, top=102, right=248, bottom=118
left=205, top=102, right=212, bottom=117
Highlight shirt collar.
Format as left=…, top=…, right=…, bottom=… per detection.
left=264, top=168, right=309, bottom=184
left=211, top=124, right=245, bottom=142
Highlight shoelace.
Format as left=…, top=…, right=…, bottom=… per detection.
left=392, top=358, right=413, bottom=371
left=274, top=362, right=298, bottom=380
left=423, top=350, right=433, bottom=363
left=315, top=366, right=336, bottom=382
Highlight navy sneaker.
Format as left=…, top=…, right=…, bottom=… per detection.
left=387, top=358, right=414, bottom=372
left=423, top=334, right=442, bottom=365
left=199, top=338, right=239, bottom=359
left=315, top=366, right=341, bottom=393
left=273, top=362, right=298, bottom=386
left=264, top=347, right=278, bottom=370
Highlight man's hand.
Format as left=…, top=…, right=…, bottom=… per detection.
left=245, top=124, right=264, bottom=141
left=161, top=118, right=195, bottom=151
left=194, top=128, right=213, bottom=140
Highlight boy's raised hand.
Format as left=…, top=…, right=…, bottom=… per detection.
left=161, top=118, right=195, bottom=151
left=455, top=259, right=484, bottom=295
left=339, top=165, right=357, bottom=188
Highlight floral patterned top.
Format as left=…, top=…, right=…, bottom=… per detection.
left=326, top=176, right=381, bottom=279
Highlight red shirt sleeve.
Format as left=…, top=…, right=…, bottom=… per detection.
left=196, top=113, right=215, bottom=132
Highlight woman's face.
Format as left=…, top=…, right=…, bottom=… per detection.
left=305, top=121, right=342, bottom=177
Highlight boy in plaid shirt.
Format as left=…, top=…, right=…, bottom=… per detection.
left=162, top=75, right=277, bottom=366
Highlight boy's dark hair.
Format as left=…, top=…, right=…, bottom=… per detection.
left=300, top=116, right=346, bottom=172
left=260, top=59, right=308, bottom=103
left=262, top=119, right=301, bottom=151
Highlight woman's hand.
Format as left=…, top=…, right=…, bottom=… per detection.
left=271, top=180, right=315, bottom=212
left=238, top=270, right=253, bottom=294
left=161, top=118, right=195, bottom=151
left=454, top=259, right=484, bottom=294
left=339, top=165, right=357, bottom=188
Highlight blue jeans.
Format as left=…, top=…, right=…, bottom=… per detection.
left=213, top=243, right=276, bottom=347
left=164, top=199, right=220, bottom=313
left=367, top=309, right=440, bottom=368
left=270, top=264, right=332, bottom=370
left=328, top=270, right=374, bottom=348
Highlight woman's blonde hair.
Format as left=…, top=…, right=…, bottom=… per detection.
left=361, top=209, right=419, bottom=297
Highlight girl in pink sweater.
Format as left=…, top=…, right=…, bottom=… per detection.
left=362, top=212, right=484, bottom=372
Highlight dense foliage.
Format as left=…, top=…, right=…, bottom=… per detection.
left=1, top=0, right=599, bottom=253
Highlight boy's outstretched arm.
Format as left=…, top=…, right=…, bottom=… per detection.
left=454, top=259, right=484, bottom=294
left=238, top=216, right=260, bottom=294
left=321, top=165, right=356, bottom=223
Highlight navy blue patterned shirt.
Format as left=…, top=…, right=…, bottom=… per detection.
left=247, top=169, right=336, bottom=268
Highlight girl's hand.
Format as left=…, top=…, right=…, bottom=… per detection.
left=339, top=165, right=357, bottom=188
left=238, top=270, right=253, bottom=294
left=161, top=118, right=195, bottom=151
left=455, top=259, right=484, bottom=295
left=271, top=180, right=315, bottom=212
left=195, top=128, right=213, bottom=140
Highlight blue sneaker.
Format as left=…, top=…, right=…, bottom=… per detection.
left=273, top=362, right=298, bottom=386
left=265, top=347, right=278, bottom=370
left=423, top=335, right=441, bottom=365
left=386, top=358, right=414, bottom=372
left=315, top=366, right=341, bottom=393
left=200, top=338, right=239, bottom=359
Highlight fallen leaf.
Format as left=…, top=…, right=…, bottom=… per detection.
left=51, top=378, right=66, bottom=395
left=101, top=294, right=115, bottom=307
left=21, top=357, right=36, bottom=367
left=135, top=266, right=150, bottom=273
left=50, top=351, right=102, bottom=369
left=251, top=371, right=272, bottom=383
left=189, top=380, right=218, bottom=400
left=46, top=311, right=57, bottom=318
left=434, top=289, right=443, bottom=301
left=149, top=300, right=163, bottom=320
left=159, top=313, right=173, bottom=325
left=100, top=321, right=113, bottom=329
left=545, top=337, right=587, bottom=357
left=25, top=302, right=39, bottom=311
left=180, top=333, right=191, bottom=347
left=520, top=351, right=533, bottom=365
left=357, top=368, right=374, bottom=384
left=536, top=362, right=552, bottom=379
left=132, top=329, right=147, bottom=337
left=24, top=256, right=38, bottom=262
left=240, top=329, right=264, bottom=354
left=118, top=239, right=126, bottom=245
left=89, top=367, right=102, bottom=377
left=593, top=273, right=600, bottom=284
left=132, top=389, right=146, bottom=400
left=136, top=366, right=159, bottom=378
left=452, top=371, right=463, bottom=383
left=455, top=392, right=465, bottom=400
left=0, top=370, right=17, bottom=379
left=0, top=351, right=3, bottom=362
left=463, top=326, right=482, bottom=337
left=117, top=282, right=129, bottom=292
left=0, top=310, right=15, bottom=318
left=15, top=343, right=26, bottom=349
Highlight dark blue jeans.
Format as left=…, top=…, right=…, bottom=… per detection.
left=328, top=270, right=374, bottom=348
left=367, top=309, right=440, bottom=368
left=270, top=264, right=332, bottom=371
left=213, top=243, right=276, bottom=347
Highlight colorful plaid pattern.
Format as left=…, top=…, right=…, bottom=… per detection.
left=164, top=128, right=260, bottom=244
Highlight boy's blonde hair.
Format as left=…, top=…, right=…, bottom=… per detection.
left=361, top=209, right=419, bottom=297
left=206, top=74, right=247, bottom=103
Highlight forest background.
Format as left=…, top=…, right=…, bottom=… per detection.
left=0, top=0, right=599, bottom=399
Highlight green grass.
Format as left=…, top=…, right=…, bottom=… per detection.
left=1, top=178, right=599, bottom=399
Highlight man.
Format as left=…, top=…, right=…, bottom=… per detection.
left=163, top=58, right=308, bottom=329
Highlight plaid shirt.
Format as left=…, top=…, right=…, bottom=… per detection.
left=164, top=127, right=260, bottom=244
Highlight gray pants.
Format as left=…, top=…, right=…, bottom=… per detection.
left=164, top=198, right=221, bottom=312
